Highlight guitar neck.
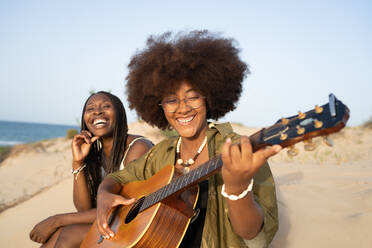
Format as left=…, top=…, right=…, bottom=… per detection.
left=140, top=154, right=223, bottom=212
left=140, top=93, right=349, bottom=212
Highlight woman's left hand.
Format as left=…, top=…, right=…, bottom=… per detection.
left=221, top=136, right=281, bottom=194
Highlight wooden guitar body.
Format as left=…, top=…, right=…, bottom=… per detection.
left=81, top=165, right=198, bottom=248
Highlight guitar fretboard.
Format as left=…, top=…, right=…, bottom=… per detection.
left=139, top=156, right=223, bottom=212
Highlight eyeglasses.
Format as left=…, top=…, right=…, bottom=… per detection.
left=159, top=95, right=205, bottom=113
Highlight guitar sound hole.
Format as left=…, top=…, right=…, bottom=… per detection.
left=125, top=197, right=145, bottom=224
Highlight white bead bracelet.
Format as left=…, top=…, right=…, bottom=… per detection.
left=71, top=164, right=86, bottom=180
left=221, top=178, right=254, bottom=201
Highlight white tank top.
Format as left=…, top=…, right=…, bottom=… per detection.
left=101, top=136, right=146, bottom=178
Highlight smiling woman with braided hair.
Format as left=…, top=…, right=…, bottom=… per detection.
left=29, top=91, right=153, bottom=248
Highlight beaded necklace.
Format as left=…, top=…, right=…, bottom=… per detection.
left=176, top=136, right=208, bottom=174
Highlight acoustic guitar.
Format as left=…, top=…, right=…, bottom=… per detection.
left=81, top=93, right=349, bottom=248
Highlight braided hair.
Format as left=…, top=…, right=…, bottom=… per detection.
left=80, top=91, right=128, bottom=207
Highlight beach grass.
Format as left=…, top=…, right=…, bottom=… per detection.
left=363, top=116, right=372, bottom=129
left=0, top=146, right=11, bottom=163
left=66, top=128, right=78, bottom=139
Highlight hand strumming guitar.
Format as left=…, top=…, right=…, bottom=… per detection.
left=96, top=178, right=135, bottom=239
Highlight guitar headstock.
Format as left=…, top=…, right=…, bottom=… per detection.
left=250, top=94, right=350, bottom=154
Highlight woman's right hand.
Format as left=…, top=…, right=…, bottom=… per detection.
left=96, top=181, right=135, bottom=239
left=72, top=131, right=99, bottom=166
left=29, top=215, right=60, bottom=243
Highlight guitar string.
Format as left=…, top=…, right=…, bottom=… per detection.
left=140, top=156, right=221, bottom=212
left=142, top=160, right=203, bottom=210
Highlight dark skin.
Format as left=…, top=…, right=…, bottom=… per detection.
left=29, top=94, right=153, bottom=248
left=95, top=82, right=281, bottom=240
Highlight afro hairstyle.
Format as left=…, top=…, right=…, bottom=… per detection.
left=126, top=30, right=249, bottom=130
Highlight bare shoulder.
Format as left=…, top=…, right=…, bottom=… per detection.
left=123, top=134, right=154, bottom=165
left=127, top=134, right=154, bottom=149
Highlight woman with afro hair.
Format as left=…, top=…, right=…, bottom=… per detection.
left=93, top=31, right=280, bottom=248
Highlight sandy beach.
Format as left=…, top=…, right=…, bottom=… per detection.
left=0, top=122, right=371, bottom=247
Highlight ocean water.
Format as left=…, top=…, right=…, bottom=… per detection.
left=0, top=120, right=79, bottom=147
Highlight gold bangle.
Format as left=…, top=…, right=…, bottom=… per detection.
left=221, top=178, right=254, bottom=201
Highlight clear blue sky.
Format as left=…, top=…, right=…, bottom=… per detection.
left=1, top=0, right=371, bottom=127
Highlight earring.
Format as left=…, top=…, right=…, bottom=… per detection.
left=96, top=139, right=102, bottom=151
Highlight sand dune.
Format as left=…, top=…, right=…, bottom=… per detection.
left=0, top=122, right=371, bottom=247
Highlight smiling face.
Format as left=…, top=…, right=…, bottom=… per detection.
left=83, top=93, right=116, bottom=138
left=162, top=81, right=208, bottom=140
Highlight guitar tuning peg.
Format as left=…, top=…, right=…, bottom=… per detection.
left=298, top=111, right=306, bottom=119
left=280, top=133, right=288, bottom=140
left=304, top=139, right=317, bottom=151
left=287, top=145, right=299, bottom=157
left=315, top=105, right=323, bottom=114
left=281, top=117, right=289, bottom=125
left=323, top=136, right=334, bottom=147
left=314, top=119, right=323, bottom=129
left=296, top=125, right=305, bottom=135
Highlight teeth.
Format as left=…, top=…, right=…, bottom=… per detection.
left=93, top=119, right=107, bottom=125
left=177, top=116, right=194, bottom=124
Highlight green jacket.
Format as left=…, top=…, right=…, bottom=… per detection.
left=108, top=123, right=278, bottom=248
